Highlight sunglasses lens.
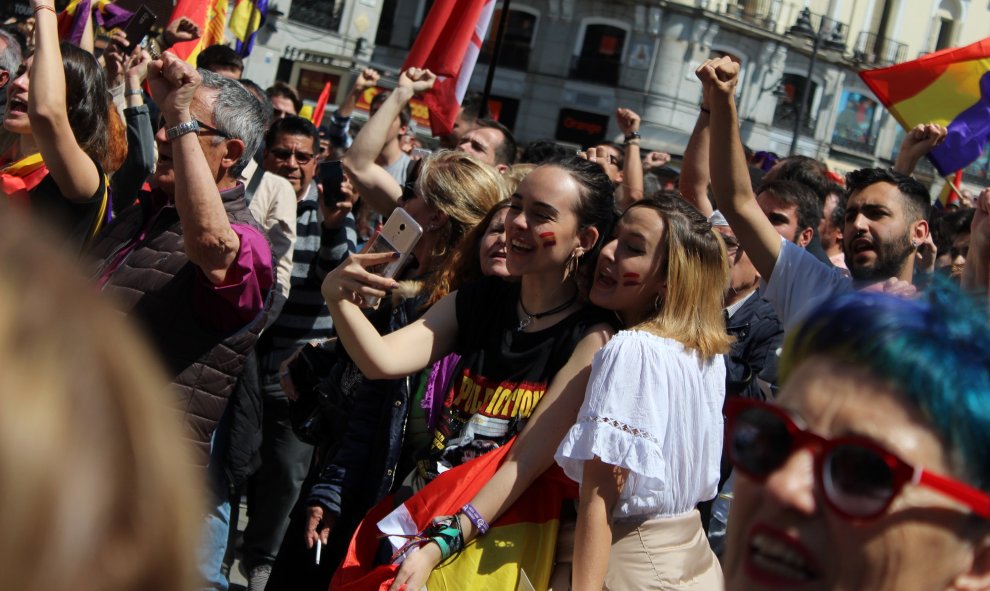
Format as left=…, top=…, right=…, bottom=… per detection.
left=730, top=407, right=793, bottom=478
left=824, top=444, right=896, bottom=517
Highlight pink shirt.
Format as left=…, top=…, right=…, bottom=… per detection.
left=98, top=190, right=274, bottom=333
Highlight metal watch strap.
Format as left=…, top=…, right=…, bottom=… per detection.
left=166, top=120, right=200, bottom=140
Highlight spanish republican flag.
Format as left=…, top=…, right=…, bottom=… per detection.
left=860, top=37, right=990, bottom=176
left=167, top=0, right=229, bottom=64
left=229, top=0, right=267, bottom=57
left=401, top=0, right=496, bottom=136
left=331, top=439, right=575, bottom=591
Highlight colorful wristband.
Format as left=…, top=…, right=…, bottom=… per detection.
left=424, top=515, right=464, bottom=560
left=460, top=503, right=490, bottom=535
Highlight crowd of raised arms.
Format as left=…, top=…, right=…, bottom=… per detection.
left=2, top=5, right=990, bottom=591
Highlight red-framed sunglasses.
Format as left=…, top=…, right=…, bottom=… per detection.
left=725, top=398, right=990, bottom=521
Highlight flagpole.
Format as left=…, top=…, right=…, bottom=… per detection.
left=479, top=0, right=512, bottom=119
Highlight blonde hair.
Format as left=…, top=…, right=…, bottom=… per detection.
left=0, top=210, right=202, bottom=591
left=503, top=163, right=536, bottom=194
left=632, top=193, right=733, bottom=358
left=417, top=150, right=507, bottom=304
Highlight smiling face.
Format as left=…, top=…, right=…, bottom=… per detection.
left=479, top=207, right=510, bottom=278
left=3, top=57, right=30, bottom=134
left=842, top=182, right=926, bottom=282
left=591, top=206, right=667, bottom=325
left=504, top=165, right=594, bottom=278
left=724, top=355, right=983, bottom=591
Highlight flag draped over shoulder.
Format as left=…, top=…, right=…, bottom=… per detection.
left=401, top=0, right=496, bottom=136
left=167, top=0, right=229, bottom=64
left=331, top=439, right=576, bottom=591
left=860, top=37, right=990, bottom=176
left=229, top=0, right=267, bottom=57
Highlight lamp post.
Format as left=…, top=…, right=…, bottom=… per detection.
left=787, top=8, right=844, bottom=156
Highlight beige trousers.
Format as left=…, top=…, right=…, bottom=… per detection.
left=603, top=510, right=723, bottom=591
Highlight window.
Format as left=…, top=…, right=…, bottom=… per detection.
left=772, top=72, right=818, bottom=134
left=480, top=8, right=539, bottom=71
left=288, top=0, right=344, bottom=32
left=831, top=90, right=879, bottom=153
left=571, top=23, right=627, bottom=85
left=932, top=0, right=961, bottom=51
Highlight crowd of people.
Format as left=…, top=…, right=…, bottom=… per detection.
left=2, top=5, right=990, bottom=591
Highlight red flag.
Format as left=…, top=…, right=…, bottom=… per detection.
left=167, top=0, right=229, bottom=64
left=402, top=0, right=496, bottom=136
left=331, top=439, right=575, bottom=590
left=312, top=82, right=333, bottom=128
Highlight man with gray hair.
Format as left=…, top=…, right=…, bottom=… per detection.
left=87, top=54, right=274, bottom=591
left=0, top=28, right=23, bottom=120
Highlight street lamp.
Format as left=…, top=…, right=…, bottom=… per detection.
left=787, top=8, right=845, bottom=156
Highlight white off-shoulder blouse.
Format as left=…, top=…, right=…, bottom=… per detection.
left=555, top=330, right=726, bottom=519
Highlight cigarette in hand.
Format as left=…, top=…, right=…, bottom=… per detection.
left=316, top=538, right=322, bottom=565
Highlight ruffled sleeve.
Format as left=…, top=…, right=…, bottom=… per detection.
left=554, top=331, right=726, bottom=518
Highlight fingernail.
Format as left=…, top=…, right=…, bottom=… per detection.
left=391, top=281, right=400, bottom=289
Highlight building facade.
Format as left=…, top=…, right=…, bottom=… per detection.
left=243, top=0, right=990, bottom=187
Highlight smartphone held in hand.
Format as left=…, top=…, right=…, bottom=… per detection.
left=363, top=208, right=423, bottom=308
left=319, top=160, right=346, bottom=207
left=115, top=5, right=157, bottom=50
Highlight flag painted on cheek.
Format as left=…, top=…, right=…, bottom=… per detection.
left=539, top=232, right=556, bottom=248
left=860, top=37, right=990, bottom=176
left=622, top=272, right=641, bottom=287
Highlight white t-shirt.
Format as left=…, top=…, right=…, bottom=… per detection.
left=762, top=237, right=853, bottom=331
left=555, top=330, right=725, bottom=519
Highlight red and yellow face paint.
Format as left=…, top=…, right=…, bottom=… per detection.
left=539, top=232, right=557, bottom=248
left=621, top=272, right=641, bottom=287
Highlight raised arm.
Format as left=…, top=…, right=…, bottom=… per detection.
left=615, top=108, right=643, bottom=208
left=28, top=0, right=101, bottom=201
left=678, top=96, right=714, bottom=217
left=893, top=123, right=947, bottom=176
left=387, top=323, right=614, bottom=591
left=963, top=188, right=990, bottom=300
left=341, top=68, right=436, bottom=217
left=322, top=251, right=459, bottom=379
left=327, top=68, right=379, bottom=149
left=702, top=57, right=782, bottom=281
left=148, top=54, right=242, bottom=284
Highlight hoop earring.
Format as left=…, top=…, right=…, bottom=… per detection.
left=565, top=250, right=581, bottom=279
left=653, top=294, right=663, bottom=312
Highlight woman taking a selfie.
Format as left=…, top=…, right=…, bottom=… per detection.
left=321, top=157, right=617, bottom=589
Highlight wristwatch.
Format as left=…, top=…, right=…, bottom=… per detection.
left=165, top=120, right=200, bottom=140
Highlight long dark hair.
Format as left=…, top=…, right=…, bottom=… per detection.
left=60, top=42, right=110, bottom=169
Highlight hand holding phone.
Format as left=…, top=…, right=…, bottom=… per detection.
left=114, top=6, right=158, bottom=52
left=321, top=208, right=423, bottom=309
left=318, top=160, right=346, bottom=206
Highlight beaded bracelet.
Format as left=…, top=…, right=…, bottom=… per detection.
left=460, top=502, right=490, bottom=535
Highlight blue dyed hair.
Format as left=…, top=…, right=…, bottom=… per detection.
left=780, top=279, right=990, bottom=490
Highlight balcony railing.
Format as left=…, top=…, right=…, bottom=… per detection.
left=853, top=32, right=908, bottom=68
left=288, top=0, right=343, bottom=32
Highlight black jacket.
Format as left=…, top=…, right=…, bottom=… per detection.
left=724, top=289, right=784, bottom=401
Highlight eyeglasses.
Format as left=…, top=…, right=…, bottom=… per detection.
left=725, top=398, right=990, bottom=520
left=158, top=116, right=231, bottom=138
left=269, top=147, right=316, bottom=165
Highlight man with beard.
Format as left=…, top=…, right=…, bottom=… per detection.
left=698, top=56, right=930, bottom=330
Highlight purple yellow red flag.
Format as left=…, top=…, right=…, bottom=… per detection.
left=57, top=0, right=133, bottom=44
left=331, top=439, right=574, bottom=591
left=860, top=37, right=990, bottom=176
left=229, top=0, right=267, bottom=57
left=401, top=0, right=496, bottom=136
left=167, top=0, right=229, bottom=64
